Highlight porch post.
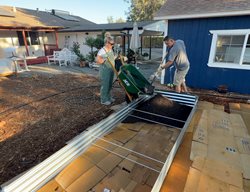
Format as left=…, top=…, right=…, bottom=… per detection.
left=127, top=30, right=130, bottom=53
left=55, top=31, right=58, bottom=49
left=122, top=35, right=126, bottom=55
left=22, top=30, right=29, bottom=56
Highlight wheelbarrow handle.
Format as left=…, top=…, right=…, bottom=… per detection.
left=103, top=48, right=133, bottom=102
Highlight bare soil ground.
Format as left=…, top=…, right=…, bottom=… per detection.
left=0, top=72, right=124, bottom=184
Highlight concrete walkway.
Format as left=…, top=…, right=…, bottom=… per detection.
left=22, top=61, right=161, bottom=80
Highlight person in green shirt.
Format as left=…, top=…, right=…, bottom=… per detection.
left=96, top=32, right=116, bottom=105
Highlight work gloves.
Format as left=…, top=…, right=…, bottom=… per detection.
left=149, top=65, right=164, bottom=81
left=156, top=65, right=164, bottom=76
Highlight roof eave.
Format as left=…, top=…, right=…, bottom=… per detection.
left=58, top=26, right=144, bottom=33
left=154, top=10, right=250, bottom=20
left=0, top=25, right=63, bottom=31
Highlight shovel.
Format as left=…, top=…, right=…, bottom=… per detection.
left=150, top=52, right=168, bottom=84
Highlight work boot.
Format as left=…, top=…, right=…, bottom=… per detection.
left=101, top=101, right=111, bottom=105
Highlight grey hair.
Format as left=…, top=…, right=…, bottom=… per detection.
left=104, top=32, right=114, bottom=44
left=163, top=35, right=174, bottom=41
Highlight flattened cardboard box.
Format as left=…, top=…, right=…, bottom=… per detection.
left=37, top=179, right=64, bottom=192
left=55, top=156, right=94, bottom=189
left=66, top=166, right=106, bottom=192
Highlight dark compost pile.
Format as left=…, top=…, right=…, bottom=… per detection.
left=123, top=94, right=192, bottom=128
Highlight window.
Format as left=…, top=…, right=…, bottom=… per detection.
left=208, top=29, right=250, bottom=70
left=16, top=31, right=40, bottom=46
left=17, top=31, right=29, bottom=46
left=29, top=32, right=40, bottom=45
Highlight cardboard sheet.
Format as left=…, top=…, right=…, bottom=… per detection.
left=193, top=157, right=243, bottom=188
left=117, top=122, right=146, bottom=132
left=97, top=153, right=123, bottom=174
left=240, top=154, right=250, bottom=179
left=37, top=180, right=64, bottom=192
left=230, top=113, right=249, bottom=137
left=55, top=156, right=94, bottom=189
left=197, top=101, right=214, bottom=110
left=235, top=137, right=250, bottom=155
left=229, top=103, right=250, bottom=135
left=183, top=167, right=201, bottom=192
left=105, top=127, right=137, bottom=144
left=193, top=116, right=208, bottom=144
left=190, top=141, right=207, bottom=161
left=93, top=167, right=135, bottom=192
left=66, top=166, right=106, bottom=192
left=186, top=109, right=202, bottom=133
left=81, top=145, right=109, bottom=164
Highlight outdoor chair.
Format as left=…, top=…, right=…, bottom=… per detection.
left=61, top=48, right=78, bottom=66
left=47, top=48, right=79, bottom=66
left=47, top=51, right=67, bottom=66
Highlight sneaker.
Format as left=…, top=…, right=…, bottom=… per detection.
left=101, top=101, right=111, bottom=105
left=110, top=97, right=115, bottom=103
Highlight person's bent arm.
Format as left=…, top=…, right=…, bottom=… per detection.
left=161, top=60, right=174, bottom=69
left=96, top=55, right=105, bottom=64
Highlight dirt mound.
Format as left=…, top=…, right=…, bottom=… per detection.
left=123, top=94, right=192, bottom=128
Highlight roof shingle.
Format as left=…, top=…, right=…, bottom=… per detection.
left=59, top=21, right=156, bottom=32
left=155, top=0, right=250, bottom=20
left=0, top=6, right=97, bottom=29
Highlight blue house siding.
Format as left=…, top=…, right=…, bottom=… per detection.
left=166, top=16, right=250, bottom=94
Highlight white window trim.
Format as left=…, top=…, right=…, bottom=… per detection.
left=208, top=29, right=250, bottom=70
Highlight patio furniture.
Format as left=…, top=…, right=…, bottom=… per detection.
left=62, top=48, right=78, bottom=65
left=47, top=48, right=77, bottom=66
left=12, top=56, right=31, bottom=73
left=47, top=50, right=67, bottom=66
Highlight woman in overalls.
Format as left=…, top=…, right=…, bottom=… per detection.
left=96, top=32, right=115, bottom=105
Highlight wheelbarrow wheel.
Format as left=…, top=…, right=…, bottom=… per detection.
left=125, top=94, right=138, bottom=103
left=125, top=94, right=131, bottom=103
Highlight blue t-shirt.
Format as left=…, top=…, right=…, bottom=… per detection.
left=168, top=40, right=190, bottom=71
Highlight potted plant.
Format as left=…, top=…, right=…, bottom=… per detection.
left=84, top=36, right=104, bottom=67
left=78, top=53, right=87, bottom=67
left=71, top=42, right=86, bottom=67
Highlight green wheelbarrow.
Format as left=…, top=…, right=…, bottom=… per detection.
left=105, top=52, right=155, bottom=102
left=117, top=64, right=155, bottom=101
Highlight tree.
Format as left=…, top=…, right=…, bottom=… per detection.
left=84, top=36, right=104, bottom=62
left=116, top=17, right=126, bottom=23
left=107, top=16, right=114, bottom=23
left=125, top=0, right=165, bottom=21
left=107, top=16, right=125, bottom=23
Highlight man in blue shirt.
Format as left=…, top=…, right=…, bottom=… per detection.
left=160, top=36, right=190, bottom=93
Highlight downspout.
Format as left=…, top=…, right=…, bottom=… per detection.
left=22, top=30, right=29, bottom=56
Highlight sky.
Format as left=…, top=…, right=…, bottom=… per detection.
left=0, top=0, right=130, bottom=24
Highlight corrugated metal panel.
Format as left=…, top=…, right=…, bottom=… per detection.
left=166, top=16, right=250, bottom=94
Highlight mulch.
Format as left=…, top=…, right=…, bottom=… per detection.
left=0, top=73, right=124, bottom=184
